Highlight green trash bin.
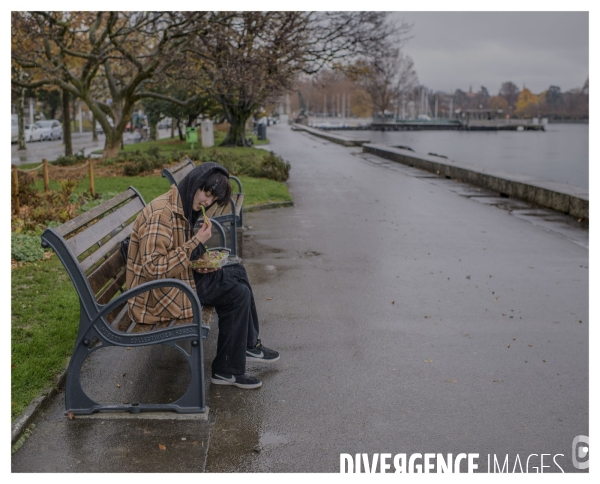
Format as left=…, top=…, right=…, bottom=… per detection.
left=186, top=126, right=198, bottom=148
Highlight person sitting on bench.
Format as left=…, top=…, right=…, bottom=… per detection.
left=125, top=161, right=279, bottom=389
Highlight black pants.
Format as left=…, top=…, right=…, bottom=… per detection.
left=193, top=264, right=259, bottom=375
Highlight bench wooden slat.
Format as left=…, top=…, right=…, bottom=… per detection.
left=164, top=158, right=195, bottom=185
left=80, top=224, right=133, bottom=273
left=68, top=197, right=145, bottom=258
left=206, top=194, right=243, bottom=219
left=153, top=321, right=171, bottom=330
left=96, top=267, right=127, bottom=306
left=234, top=194, right=244, bottom=216
left=55, top=188, right=139, bottom=238
left=206, top=203, right=226, bottom=218
left=129, top=321, right=179, bottom=334
left=172, top=169, right=191, bottom=185
left=88, top=249, right=125, bottom=295
left=109, top=304, right=129, bottom=327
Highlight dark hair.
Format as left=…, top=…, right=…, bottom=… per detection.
left=200, top=171, right=232, bottom=207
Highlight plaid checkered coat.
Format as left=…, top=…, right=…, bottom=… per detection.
left=126, top=185, right=200, bottom=324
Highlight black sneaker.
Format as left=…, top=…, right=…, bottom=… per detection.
left=211, top=372, right=262, bottom=389
left=246, top=339, right=280, bottom=364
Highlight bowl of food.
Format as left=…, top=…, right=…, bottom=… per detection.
left=190, top=249, right=230, bottom=269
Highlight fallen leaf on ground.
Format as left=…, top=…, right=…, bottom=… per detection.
left=266, top=298, right=272, bottom=300
left=424, top=359, right=433, bottom=363
left=528, top=344, right=533, bottom=347
left=391, top=301, right=395, bottom=304
left=159, top=444, right=167, bottom=451
left=67, top=411, right=75, bottom=420
left=445, top=380, right=458, bottom=383
left=116, top=384, right=121, bottom=388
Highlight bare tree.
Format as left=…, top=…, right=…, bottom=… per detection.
left=348, top=46, right=418, bottom=119
left=189, top=11, right=406, bottom=146
left=11, top=11, right=208, bottom=158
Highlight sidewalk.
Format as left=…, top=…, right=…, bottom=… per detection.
left=12, top=123, right=589, bottom=473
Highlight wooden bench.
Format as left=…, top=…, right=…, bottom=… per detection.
left=162, top=157, right=244, bottom=257
left=41, top=187, right=213, bottom=415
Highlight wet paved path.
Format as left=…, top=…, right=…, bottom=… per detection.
left=12, top=124, right=588, bottom=473
left=205, top=124, right=588, bottom=472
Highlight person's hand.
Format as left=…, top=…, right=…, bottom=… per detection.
left=194, top=219, right=212, bottom=245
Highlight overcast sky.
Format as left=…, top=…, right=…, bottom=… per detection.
left=391, top=11, right=589, bottom=95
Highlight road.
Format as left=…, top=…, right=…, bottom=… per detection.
left=12, top=123, right=589, bottom=473
left=11, top=128, right=173, bottom=166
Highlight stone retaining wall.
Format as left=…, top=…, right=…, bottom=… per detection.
left=363, top=144, right=588, bottom=220
left=291, top=124, right=369, bottom=147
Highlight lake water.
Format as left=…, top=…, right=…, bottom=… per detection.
left=332, top=123, right=589, bottom=189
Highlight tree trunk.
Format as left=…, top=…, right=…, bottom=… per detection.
left=17, top=88, right=26, bottom=150
left=92, top=113, right=98, bottom=141
left=177, top=119, right=185, bottom=140
left=102, top=129, right=122, bottom=158
left=149, top=121, right=157, bottom=141
left=62, top=89, right=72, bottom=156
left=221, top=109, right=252, bottom=147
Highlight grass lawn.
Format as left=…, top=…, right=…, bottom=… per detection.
left=33, top=173, right=290, bottom=208
left=11, top=257, right=79, bottom=421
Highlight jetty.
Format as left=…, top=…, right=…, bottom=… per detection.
left=333, top=109, right=546, bottom=132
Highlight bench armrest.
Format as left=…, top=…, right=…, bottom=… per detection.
left=94, top=278, right=206, bottom=337
left=192, top=217, right=227, bottom=248
left=230, top=175, right=243, bottom=194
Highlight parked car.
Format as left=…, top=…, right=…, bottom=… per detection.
left=35, top=119, right=63, bottom=140
left=24, top=124, right=43, bottom=142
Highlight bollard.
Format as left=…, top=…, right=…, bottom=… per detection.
left=11, top=165, right=19, bottom=215
left=88, top=160, right=95, bottom=196
left=42, top=159, right=49, bottom=192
